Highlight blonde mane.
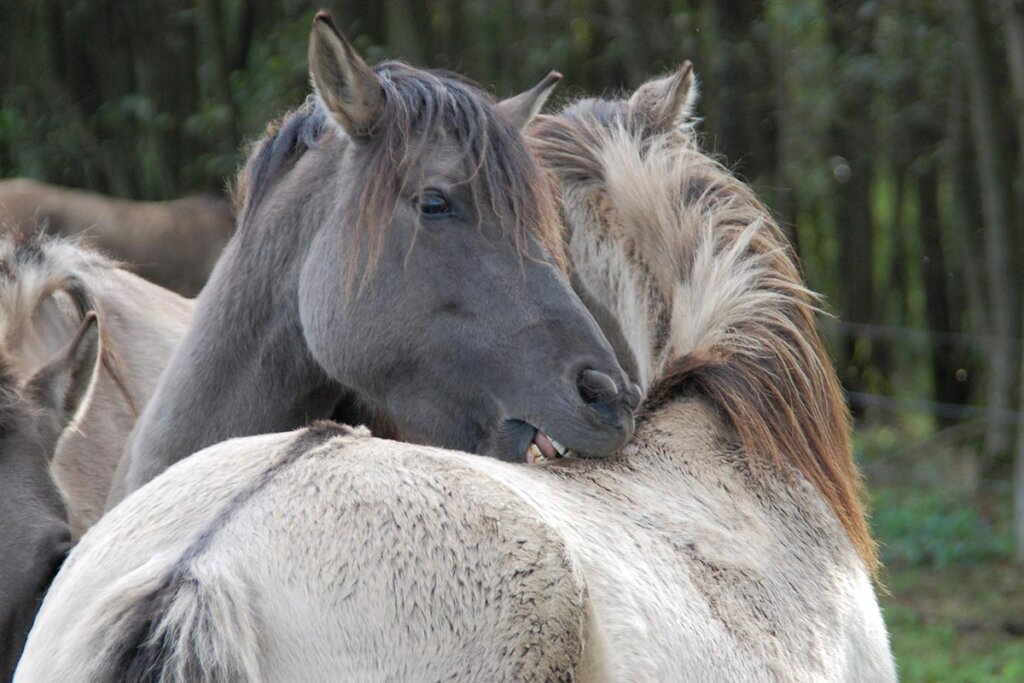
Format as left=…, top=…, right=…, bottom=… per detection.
left=0, top=233, right=135, bottom=414
left=532, top=100, right=877, bottom=575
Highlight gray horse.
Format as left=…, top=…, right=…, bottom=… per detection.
left=0, top=313, right=98, bottom=680
left=110, top=13, right=638, bottom=503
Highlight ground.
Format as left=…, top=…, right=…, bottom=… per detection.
left=883, top=563, right=1024, bottom=682
left=860, top=422, right=1024, bottom=682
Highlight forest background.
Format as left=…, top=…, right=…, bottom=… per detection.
left=2, top=1, right=1022, bottom=678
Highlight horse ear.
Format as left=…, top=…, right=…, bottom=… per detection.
left=629, top=61, right=699, bottom=132
left=309, top=11, right=384, bottom=138
left=497, top=71, right=562, bottom=130
left=24, top=312, right=100, bottom=456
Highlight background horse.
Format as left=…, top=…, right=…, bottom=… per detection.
left=0, top=235, right=191, bottom=675
left=0, top=179, right=234, bottom=297
left=109, top=12, right=638, bottom=505
left=17, top=61, right=895, bottom=680
left=0, top=314, right=97, bottom=679
left=0, top=234, right=192, bottom=537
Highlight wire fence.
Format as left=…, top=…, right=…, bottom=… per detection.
left=823, top=319, right=1024, bottom=352
left=819, top=319, right=1024, bottom=426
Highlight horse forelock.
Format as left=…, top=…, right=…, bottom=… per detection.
left=349, top=62, right=563, bottom=287
left=233, top=62, right=563, bottom=293
left=532, top=101, right=877, bottom=576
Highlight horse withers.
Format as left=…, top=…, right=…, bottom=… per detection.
left=109, top=11, right=639, bottom=504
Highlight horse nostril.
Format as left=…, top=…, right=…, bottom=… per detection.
left=577, top=368, right=620, bottom=406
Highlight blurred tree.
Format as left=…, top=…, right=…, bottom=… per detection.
left=951, top=0, right=1020, bottom=474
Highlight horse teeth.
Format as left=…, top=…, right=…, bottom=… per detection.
left=528, top=443, right=546, bottom=463
left=550, top=438, right=568, bottom=457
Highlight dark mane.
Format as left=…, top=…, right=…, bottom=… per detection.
left=232, top=61, right=562, bottom=288
left=230, top=98, right=328, bottom=228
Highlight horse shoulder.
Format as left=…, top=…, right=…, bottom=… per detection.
left=628, top=399, right=895, bottom=680
left=245, top=435, right=597, bottom=681
left=457, top=398, right=894, bottom=681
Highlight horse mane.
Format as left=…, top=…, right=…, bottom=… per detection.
left=0, top=232, right=136, bottom=415
left=229, top=97, right=328, bottom=227
left=0, top=350, right=32, bottom=435
left=532, top=101, right=877, bottom=576
left=231, top=62, right=562, bottom=290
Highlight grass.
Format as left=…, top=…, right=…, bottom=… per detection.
left=859, top=423, right=1024, bottom=682
left=882, top=564, right=1024, bottom=682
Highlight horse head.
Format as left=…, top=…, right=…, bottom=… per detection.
left=262, top=14, right=642, bottom=462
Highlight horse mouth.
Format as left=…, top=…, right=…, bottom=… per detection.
left=525, top=428, right=576, bottom=464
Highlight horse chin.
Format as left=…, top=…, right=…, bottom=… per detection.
left=478, top=419, right=537, bottom=463
left=480, top=419, right=576, bottom=464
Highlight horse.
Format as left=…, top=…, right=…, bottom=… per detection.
left=0, top=178, right=234, bottom=297
left=107, top=11, right=638, bottom=507
left=0, top=233, right=193, bottom=538
left=0, top=313, right=98, bottom=680
left=17, top=61, right=896, bottom=681
left=0, top=234, right=192, bottom=675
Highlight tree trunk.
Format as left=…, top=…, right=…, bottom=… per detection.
left=996, top=0, right=1024, bottom=560
left=829, top=3, right=881, bottom=408
left=947, top=68, right=990, bottom=339
left=1017, top=306, right=1024, bottom=562
left=952, top=0, right=1020, bottom=469
left=917, top=161, right=973, bottom=422
left=997, top=0, right=1024, bottom=250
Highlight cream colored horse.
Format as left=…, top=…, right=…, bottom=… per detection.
left=17, top=64, right=895, bottom=681
left=0, top=178, right=234, bottom=296
left=0, top=234, right=192, bottom=537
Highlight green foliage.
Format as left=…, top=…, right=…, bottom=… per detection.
left=871, top=458, right=1022, bottom=678
left=872, top=487, right=1013, bottom=569
left=883, top=564, right=1024, bottom=683
left=887, top=603, right=1024, bottom=682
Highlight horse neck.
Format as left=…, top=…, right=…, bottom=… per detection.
left=111, top=218, right=341, bottom=503
left=559, top=131, right=875, bottom=573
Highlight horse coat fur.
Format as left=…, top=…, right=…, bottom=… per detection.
left=18, top=426, right=598, bottom=682
left=0, top=234, right=193, bottom=536
left=18, top=412, right=891, bottom=681
left=17, top=62, right=896, bottom=680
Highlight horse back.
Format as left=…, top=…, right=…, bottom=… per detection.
left=19, top=424, right=598, bottom=682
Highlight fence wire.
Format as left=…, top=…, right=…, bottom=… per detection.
left=817, top=319, right=1024, bottom=426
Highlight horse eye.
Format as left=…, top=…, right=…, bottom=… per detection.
left=417, top=189, right=452, bottom=218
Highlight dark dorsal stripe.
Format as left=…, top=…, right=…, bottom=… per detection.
left=99, top=421, right=356, bottom=682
